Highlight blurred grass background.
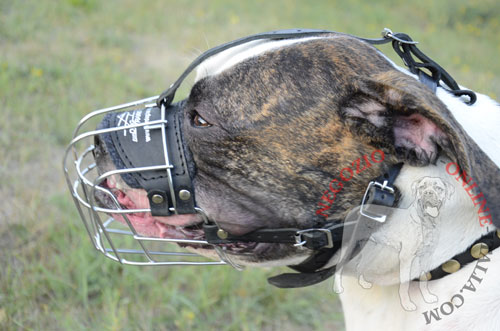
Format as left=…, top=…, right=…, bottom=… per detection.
left=0, top=0, right=499, bottom=330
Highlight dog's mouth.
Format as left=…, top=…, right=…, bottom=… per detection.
left=422, top=198, right=441, bottom=218
left=96, top=177, right=258, bottom=254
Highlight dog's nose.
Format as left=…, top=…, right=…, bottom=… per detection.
left=92, top=134, right=106, bottom=162
left=424, top=190, right=437, bottom=198
left=92, top=133, right=115, bottom=175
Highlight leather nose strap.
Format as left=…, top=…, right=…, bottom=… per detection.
left=98, top=102, right=196, bottom=216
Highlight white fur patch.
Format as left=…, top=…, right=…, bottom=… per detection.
left=194, top=37, right=320, bottom=82
left=436, top=88, right=500, bottom=167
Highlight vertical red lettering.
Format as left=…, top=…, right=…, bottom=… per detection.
left=329, top=179, right=344, bottom=193
left=362, top=154, right=373, bottom=170
left=478, top=214, right=492, bottom=226
left=446, top=162, right=459, bottom=176
left=475, top=199, right=490, bottom=215
left=316, top=203, right=331, bottom=218
left=472, top=193, right=485, bottom=204
left=371, top=150, right=385, bottom=163
left=464, top=182, right=478, bottom=197
left=320, top=191, right=336, bottom=204
left=340, top=168, right=354, bottom=181
left=455, top=170, right=472, bottom=187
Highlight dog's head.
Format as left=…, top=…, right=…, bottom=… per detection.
left=91, top=34, right=494, bottom=268
left=411, top=177, right=454, bottom=218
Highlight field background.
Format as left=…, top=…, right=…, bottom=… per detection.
left=1, top=0, right=499, bottom=330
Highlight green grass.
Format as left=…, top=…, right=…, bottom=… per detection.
left=1, top=0, right=499, bottom=330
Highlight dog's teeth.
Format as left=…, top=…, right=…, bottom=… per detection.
left=107, top=176, right=116, bottom=188
left=115, top=180, right=123, bottom=190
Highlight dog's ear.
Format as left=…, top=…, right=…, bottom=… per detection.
left=342, top=71, right=471, bottom=174
left=344, top=70, right=500, bottom=227
left=411, top=178, right=421, bottom=197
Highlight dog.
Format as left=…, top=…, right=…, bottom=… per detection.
left=92, top=33, right=500, bottom=330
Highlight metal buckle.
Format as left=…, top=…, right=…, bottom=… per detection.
left=294, top=228, right=334, bottom=249
left=382, top=28, right=419, bottom=45
left=360, top=180, right=394, bottom=223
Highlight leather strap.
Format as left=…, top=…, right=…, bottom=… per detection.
left=427, top=230, right=500, bottom=281
left=99, top=103, right=196, bottom=216
left=156, top=28, right=477, bottom=107
left=263, top=164, right=404, bottom=288
left=390, top=33, right=477, bottom=104
left=364, top=163, right=403, bottom=208
left=267, top=265, right=337, bottom=288
left=203, top=222, right=345, bottom=250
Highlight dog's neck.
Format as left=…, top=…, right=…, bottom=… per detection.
left=395, top=157, right=493, bottom=266
left=435, top=88, right=500, bottom=168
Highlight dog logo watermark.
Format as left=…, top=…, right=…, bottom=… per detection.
left=333, top=175, right=455, bottom=311
left=315, top=153, right=491, bottom=317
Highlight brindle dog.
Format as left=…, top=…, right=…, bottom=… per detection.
left=93, top=34, right=500, bottom=330
left=96, top=34, right=499, bottom=265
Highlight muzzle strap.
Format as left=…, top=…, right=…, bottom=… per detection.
left=98, top=102, right=196, bottom=216
left=203, top=222, right=342, bottom=250
left=267, top=265, right=337, bottom=288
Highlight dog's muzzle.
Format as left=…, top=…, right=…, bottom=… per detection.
left=63, top=96, right=231, bottom=266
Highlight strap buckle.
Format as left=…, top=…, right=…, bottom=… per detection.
left=294, top=228, right=334, bottom=249
left=360, top=180, right=394, bottom=223
left=381, top=28, right=419, bottom=45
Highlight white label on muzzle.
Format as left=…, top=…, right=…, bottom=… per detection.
left=117, top=110, right=144, bottom=143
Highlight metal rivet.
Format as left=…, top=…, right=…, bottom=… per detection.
left=419, top=272, right=432, bottom=281
left=217, top=229, right=229, bottom=240
left=497, top=230, right=500, bottom=239
left=151, top=194, right=164, bottom=204
left=178, top=189, right=191, bottom=201
left=471, top=243, right=489, bottom=259
left=442, top=259, right=461, bottom=274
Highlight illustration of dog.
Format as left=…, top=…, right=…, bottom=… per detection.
left=348, top=177, right=456, bottom=309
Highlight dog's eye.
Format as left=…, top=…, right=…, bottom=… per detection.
left=192, top=110, right=212, bottom=128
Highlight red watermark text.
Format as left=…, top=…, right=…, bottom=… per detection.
left=316, top=150, right=385, bottom=218
left=445, top=162, right=492, bottom=227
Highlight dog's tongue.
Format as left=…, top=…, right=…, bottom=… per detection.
left=111, top=205, right=202, bottom=239
left=424, top=206, right=439, bottom=217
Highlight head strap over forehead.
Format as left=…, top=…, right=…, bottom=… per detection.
left=156, top=28, right=476, bottom=108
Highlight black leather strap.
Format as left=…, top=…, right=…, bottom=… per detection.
left=365, top=163, right=403, bottom=208
left=390, top=33, right=477, bottom=104
left=267, top=265, right=337, bottom=288
left=100, top=103, right=196, bottom=216
left=157, top=28, right=391, bottom=107
left=156, top=29, right=477, bottom=107
left=203, top=222, right=344, bottom=250
left=428, top=230, right=500, bottom=281
left=265, top=164, right=405, bottom=288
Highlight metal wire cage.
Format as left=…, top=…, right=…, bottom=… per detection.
left=63, top=96, right=229, bottom=267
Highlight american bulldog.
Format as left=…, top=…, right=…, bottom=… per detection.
left=89, top=32, right=500, bottom=330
